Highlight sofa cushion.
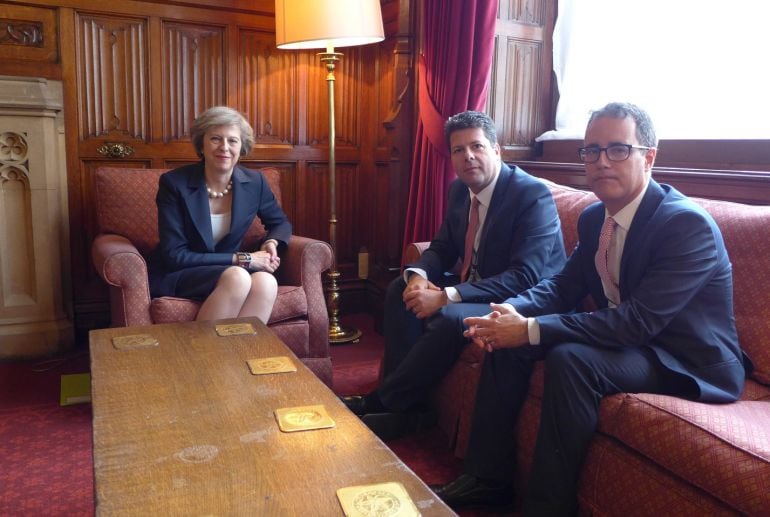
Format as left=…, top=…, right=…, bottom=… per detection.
left=150, top=297, right=200, bottom=323
left=268, top=285, right=308, bottom=324
left=149, top=285, right=307, bottom=324
left=597, top=392, right=770, bottom=515
left=691, top=198, right=770, bottom=386
left=541, top=179, right=598, bottom=254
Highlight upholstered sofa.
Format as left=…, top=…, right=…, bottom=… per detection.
left=91, top=167, right=334, bottom=386
left=408, top=178, right=770, bottom=515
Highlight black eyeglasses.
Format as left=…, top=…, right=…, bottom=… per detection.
left=577, top=144, right=652, bottom=164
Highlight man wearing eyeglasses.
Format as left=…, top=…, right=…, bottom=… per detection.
left=432, top=102, right=752, bottom=514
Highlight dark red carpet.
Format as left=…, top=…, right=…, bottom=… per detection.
left=0, top=315, right=505, bottom=516
left=0, top=352, right=94, bottom=516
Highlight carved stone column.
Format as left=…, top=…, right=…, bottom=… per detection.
left=0, top=75, right=73, bottom=357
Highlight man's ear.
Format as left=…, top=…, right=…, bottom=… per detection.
left=645, top=147, right=657, bottom=171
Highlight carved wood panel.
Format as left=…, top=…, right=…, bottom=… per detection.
left=0, top=3, right=58, bottom=64
left=238, top=30, right=296, bottom=145
left=306, top=47, right=363, bottom=148
left=76, top=13, right=149, bottom=140
left=162, top=22, right=225, bottom=141
left=301, top=162, right=359, bottom=260
left=500, top=37, right=543, bottom=148
left=500, top=0, right=544, bottom=26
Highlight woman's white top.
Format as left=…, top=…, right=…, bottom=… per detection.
left=211, top=212, right=232, bottom=245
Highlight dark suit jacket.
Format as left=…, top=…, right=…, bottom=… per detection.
left=506, top=180, right=749, bottom=403
left=148, top=162, right=291, bottom=293
left=411, top=163, right=566, bottom=303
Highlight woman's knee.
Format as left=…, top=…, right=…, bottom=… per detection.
left=249, top=271, right=278, bottom=296
left=216, top=266, right=252, bottom=294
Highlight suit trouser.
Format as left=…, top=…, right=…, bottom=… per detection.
left=379, top=276, right=490, bottom=411
left=464, top=342, right=685, bottom=516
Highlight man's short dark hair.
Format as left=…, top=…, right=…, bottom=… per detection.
left=588, top=102, right=658, bottom=148
left=444, top=110, right=498, bottom=149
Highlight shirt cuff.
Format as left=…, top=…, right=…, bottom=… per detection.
left=404, top=267, right=427, bottom=283
left=527, top=317, right=541, bottom=345
left=444, top=286, right=461, bottom=303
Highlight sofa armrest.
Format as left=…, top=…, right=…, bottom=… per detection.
left=277, top=235, right=333, bottom=357
left=405, top=241, right=462, bottom=275
left=405, top=241, right=430, bottom=264
left=91, top=233, right=153, bottom=327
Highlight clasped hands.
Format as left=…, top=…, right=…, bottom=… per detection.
left=403, top=275, right=448, bottom=319
left=463, top=303, right=530, bottom=352
left=247, top=240, right=281, bottom=273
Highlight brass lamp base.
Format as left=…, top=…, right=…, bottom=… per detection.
left=329, top=324, right=362, bottom=344
left=326, top=270, right=362, bottom=344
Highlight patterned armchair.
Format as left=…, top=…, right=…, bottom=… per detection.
left=91, top=167, right=333, bottom=386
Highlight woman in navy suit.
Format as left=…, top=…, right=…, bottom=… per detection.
left=149, top=106, right=291, bottom=323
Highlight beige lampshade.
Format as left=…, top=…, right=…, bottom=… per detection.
left=275, top=0, right=384, bottom=50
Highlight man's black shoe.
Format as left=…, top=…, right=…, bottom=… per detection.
left=340, top=392, right=387, bottom=415
left=431, top=473, right=514, bottom=510
left=362, top=410, right=436, bottom=441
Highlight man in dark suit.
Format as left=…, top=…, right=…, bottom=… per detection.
left=342, top=110, right=566, bottom=437
left=434, top=102, right=752, bottom=514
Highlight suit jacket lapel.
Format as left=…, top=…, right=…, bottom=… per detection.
left=226, top=166, right=254, bottom=248
left=459, top=194, right=471, bottom=252
left=181, top=164, right=215, bottom=251
left=620, top=180, right=665, bottom=289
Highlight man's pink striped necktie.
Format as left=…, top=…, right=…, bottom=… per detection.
left=460, top=197, right=480, bottom=282
left=595, top=216, right=620, bottom=304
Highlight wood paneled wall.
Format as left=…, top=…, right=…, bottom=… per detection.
left=0, top=0, right=414, bottom=336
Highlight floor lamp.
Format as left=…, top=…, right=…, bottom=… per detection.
left=275, top=0, right=384, bottom=344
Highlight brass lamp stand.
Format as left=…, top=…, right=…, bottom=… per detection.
left=321, top=48, right=362, bottom=344
left=274, top=0, right=384, bottom=344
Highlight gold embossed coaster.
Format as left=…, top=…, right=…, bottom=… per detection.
left=215, top=323, right=256, bottom=336
left=275, top=404, right=335, bottom=432
left=337, top=482, right=420, bottom=517
left=112, top=334, right=159, bottom=350
left=247, top=356, right=297, bottom=375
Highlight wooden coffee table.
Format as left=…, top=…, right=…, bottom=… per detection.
left=89, top=317, right=456, bottom=515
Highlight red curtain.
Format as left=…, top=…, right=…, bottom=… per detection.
left=401, top=0, right=497, bottom=255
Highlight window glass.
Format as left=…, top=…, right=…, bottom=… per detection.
left=539, top=0, right=770, bottom=140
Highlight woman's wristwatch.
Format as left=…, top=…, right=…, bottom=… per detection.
left=236, top=252, right=252, bottom=269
